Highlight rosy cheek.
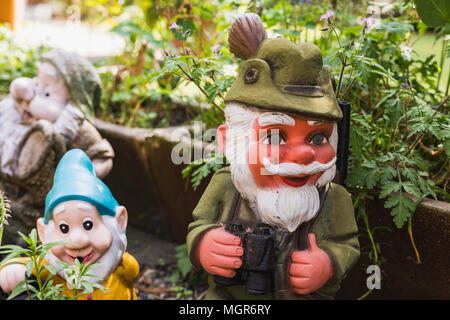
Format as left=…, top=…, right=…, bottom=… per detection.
left=92, top=226, right=112, bottom=255
left=50, top=244, right=67, bottom=260
left=314, top=144, right=336, bottom=163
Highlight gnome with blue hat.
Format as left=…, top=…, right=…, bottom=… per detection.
left=0, top=149, right=139, bottom=300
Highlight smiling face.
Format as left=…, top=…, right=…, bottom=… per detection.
left=43, top=200, right=112, bottom=265
left=217, top=103, right=338, bottom=231
left=248, top=114, right=336, bottom=189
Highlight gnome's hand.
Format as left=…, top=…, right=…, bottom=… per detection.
left=10, top=77, right=35, bottom=104
left=196, top=227, right=243, bottom=278
left=0, top=264, right=27, bottom=294
left=289, top=234, right=333, bottom=295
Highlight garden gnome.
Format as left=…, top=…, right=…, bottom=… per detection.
left=0, top=49, right=114, bottom=228
left=0, top=149, right=139, bottom=300
left=186, top=13, right=360, bottom=300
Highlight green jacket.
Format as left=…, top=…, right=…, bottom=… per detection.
left=186, top=167, right=360, bottom=300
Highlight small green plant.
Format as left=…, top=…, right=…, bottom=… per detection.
left=172, top=285, right=193, bottom=299
left=0, top=191, right=11, bottom=247
left=156, top=21, right=235, bottom=127
left=319, top=3, right=449, bottom=299
left=168, top=243, right=206, bottom=299
left=182, top=152, right=225, bottom=191
left=0, top=229, right=107, bottom=300
left=57, top=259, right=108, bottom=298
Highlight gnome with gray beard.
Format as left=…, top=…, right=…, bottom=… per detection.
left=186, top=13, right=360, bottom=300
left=0, top=49, right=114, bottom=228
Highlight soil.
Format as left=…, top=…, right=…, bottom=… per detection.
left=134, top=264, right=208, bottom=300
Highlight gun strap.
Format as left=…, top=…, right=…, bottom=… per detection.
left=226, top=187, right=242, bottom=223
left=294, top=183, right=330, bottom=251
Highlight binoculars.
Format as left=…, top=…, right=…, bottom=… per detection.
left=214, top=222, right=276, bottom=295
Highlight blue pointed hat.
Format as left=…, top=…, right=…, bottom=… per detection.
left=44, top=149, right=119, bottom=224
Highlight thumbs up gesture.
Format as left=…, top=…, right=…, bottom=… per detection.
left=289, top=233, right=333, bottom=295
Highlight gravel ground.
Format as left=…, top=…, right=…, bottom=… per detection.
left=134, top=263, right=208, bottom=300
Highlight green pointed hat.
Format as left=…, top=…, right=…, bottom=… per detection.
left=225, top=13, right=342, bottom=121
left=40, top=49, right=102, bottom=122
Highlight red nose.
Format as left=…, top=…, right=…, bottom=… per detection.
left=285, top=144, right=315, bottom=165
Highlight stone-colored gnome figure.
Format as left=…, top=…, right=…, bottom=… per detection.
left=0, top=49, right=114, bottom=228
left=0, top=149, right=139, bottom=300
left=186, top=13, right=360, bottom=300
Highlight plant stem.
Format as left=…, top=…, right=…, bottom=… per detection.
left=340, top=77, right=357, bottom=101
left=175, top=62, right=225, bottom=114
left=335, top=56, right=347, bottom=99
left=436, top=38, right=445, bottom=91
left=33, top=257, right=43, bottom=298
left=357, top=288, right=373, bottom=300
left=330, top=24, right=342, bottom=48
left=0, top=193, right=6, bottom=247
left=355, top=192, right=379, bottom=300
left=24, top=277, right=31, bottom=300
left=363, top=208, right=378, bottom=265
left=408, top=216, right=421, bottom=264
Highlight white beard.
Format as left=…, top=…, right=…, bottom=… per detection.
left=256, top=185, right=320, bottom=232
left=230, top=157, right=323, bottom=232
left=44, top=216, right=127, bottom=288
left=224, top=102, right=337, bottom=232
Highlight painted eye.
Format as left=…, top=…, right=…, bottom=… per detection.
left=83, top=218, right=93, bottom=231
left=261, top=130, right=286, bottom=145
left=310, top=134, right=327, bottom=146
left=45, top=92, right=50, bottom=97
left=59, top=223, right=69, bottom=234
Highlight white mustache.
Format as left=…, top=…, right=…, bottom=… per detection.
left=262, top=157, right=337, bottom=176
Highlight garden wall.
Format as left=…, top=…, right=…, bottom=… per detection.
left=95, top=120, right=450, bottom=300
left=95, top=120, right=209, bottom=242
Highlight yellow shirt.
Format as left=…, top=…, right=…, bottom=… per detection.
left=4, top=252, right=139, bottom=300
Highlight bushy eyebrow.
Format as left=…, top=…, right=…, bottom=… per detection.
left=77, top=203, right=93, bottom=211
left=307, top=120, right=324, bottom=126
left=53, top=205, right=65, bottom=215
left=257, top=113, right=295, bottom=127
left=37, top=63, right=60, bottom=81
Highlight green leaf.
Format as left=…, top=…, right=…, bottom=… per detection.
left=25, top=258, right=34, bottom=277
left=44, top=263, right=59, bottom=276
left=380, top=181, right=402, bottom=198
left=443, top=139, right=450, bottom=158
left=402, top=182, right=422, bottom=198
left=7, top=280, right=30, bottom=300
left=413, top=0, right=450, bottom=28
left=384, top=195, right=400, bottom=208
left=169, top=270, right=180, bottom=283
left=379, top=166, right=396, bottom=185
left=389, top=195, right=417, bottom=228
left=178, top=257, right=193, bottom=277
left=38, top=241, right=77, bottom=252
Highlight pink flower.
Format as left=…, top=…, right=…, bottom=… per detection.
left=169, top=22, right=179, bottom=30
left=362, top=17, right=377, bottom=28
left=320, top=11, right=334, bottom=22
left=210, top=44, right=221, bottom=53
